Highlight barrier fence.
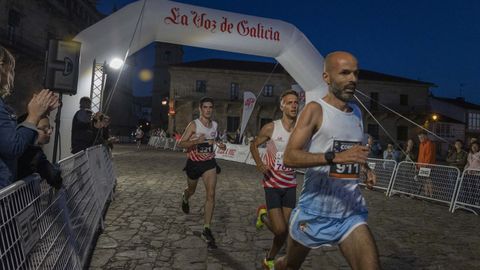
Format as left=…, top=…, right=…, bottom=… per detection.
left=452, top=169, right=480, bottom=215
left=147, top=136, right=478, bottom=215
left=148, top=136, right=181, bottom=151
left=388, top=162, right=461, bottom=211
left=0, top=145, right=116, bottom=270
left=360, top=158, right=397, bottom=191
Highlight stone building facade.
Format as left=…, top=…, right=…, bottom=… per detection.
left=168, top=59, right=295, bottom=136
left=168, top=59, right=435, bottom=146
left=0, top=0, right=102, bottom=113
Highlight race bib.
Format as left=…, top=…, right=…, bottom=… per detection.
left=274, top=152, right=293, bottom=172
left=196, top=142, right=214, bottom=153
left=329, top=140, right=361, bottom=179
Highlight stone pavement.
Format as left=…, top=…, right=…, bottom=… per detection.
left=90, top=145, right=480, bottom=270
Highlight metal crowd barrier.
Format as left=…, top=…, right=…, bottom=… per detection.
left=148, top=136, right=181, bottom=151
left=116, top=136, right=133, bottom=144
left=85, top=145, right=116, bottom=213
left=0, top=145, right=116, bottom=270
left=388, top=161, right=461, bottom=210
left=452, top=169, right=480, bottom=215
left=359, top=158, right=397, bottom=191
left=164, top=138, right=176, bottom=150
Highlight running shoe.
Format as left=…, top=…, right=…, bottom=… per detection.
left=262, top=258, right=275, bottom=270
left=181, top=191, right=189, bottom=214
left=255, top=204, right=267, bottom=230
left=201, top=228, right=217, bottom=249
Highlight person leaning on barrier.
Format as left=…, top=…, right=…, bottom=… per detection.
left=91, top=112, right=114, bottom=150
left=465, top=142, right=480, bottom=172
left=366, top=134, right=382, bottom=158
left=16, top=114, right=62, bottom=189
left=446, top=139, right=468, bottom=171
left=400, top=138, right=417, bottom=162
left=0, top=46, right=59, bottom=189
left=417, top=131, right=436, bottom=197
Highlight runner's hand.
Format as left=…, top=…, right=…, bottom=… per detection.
left=364, top=168, right=376, bottom=189
left=256, top=163, right=269, bottom=174
left=335, top=145, right=369, bottom=164
left=217, top=142, right=226, bottom=150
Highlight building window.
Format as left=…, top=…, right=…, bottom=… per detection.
left=227, top=116, right=240, bottom=132
left=400, top=94, right=408, bottom=106
left=434, top=123, right=452, bottom=137
left=468, top=112, right=480, bottom=130
left=260, top=118, right=272, bottom=128
left=367, top=124, right=379, bottom=139
left=370, top=92, right=379, bottom=111
left=263, top=85, right=274, bottom=97
left=230, top=83, right=239, bottom=100
left=195, top=80, right=207, bottom=93
left=397, top=126, right=408, bottom=141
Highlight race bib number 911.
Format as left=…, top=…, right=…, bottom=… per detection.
left=329, top=140, right=361, bottom=179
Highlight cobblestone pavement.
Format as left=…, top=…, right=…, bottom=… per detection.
left=90, top=145, right=480, bottom=270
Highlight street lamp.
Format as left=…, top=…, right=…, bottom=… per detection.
left=161, top=97, right=168, bottom=106
left=109, top=58, right=124, bottom=70
left=432, top=114, right=439, bottom=121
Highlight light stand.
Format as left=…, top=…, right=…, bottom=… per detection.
left=52, top=94, right=63, bottom=163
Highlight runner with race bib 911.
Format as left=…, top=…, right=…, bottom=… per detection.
left=274, top=51, right=380, bottom=270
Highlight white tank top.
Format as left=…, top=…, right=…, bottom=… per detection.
left=298, top=99, right=368, bottom=218
left=187, top=119, right=218, bottom=161
left=264, top=120, right=296, bottom=188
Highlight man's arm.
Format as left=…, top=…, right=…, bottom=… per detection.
left=283, top=102, right=325, bottom=168
left=250, top=122, right=273, bottom=173
left=284, top=102, right=370, bottom=168
left=177, top=121, right=204, bottom=149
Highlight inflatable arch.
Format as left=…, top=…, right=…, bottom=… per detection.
left=56, top=0, right=327, bottom=158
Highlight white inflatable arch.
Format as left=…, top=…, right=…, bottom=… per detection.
left=57, top=0, right=327, bottom=159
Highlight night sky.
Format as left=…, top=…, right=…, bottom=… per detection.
left=97, top=0, right=480, bottom=103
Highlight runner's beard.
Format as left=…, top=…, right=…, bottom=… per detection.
left=332, top=85, right=355, bottom=102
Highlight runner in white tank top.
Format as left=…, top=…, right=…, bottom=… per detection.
left=275, top=52, right=380, bottom=270
left=177, top=97, right=226, bottom=250
left=250, top=90, right=299, bottom=269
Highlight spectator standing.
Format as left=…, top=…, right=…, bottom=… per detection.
left=71, top=97, right=94, bottom=154
left=17, top=115, right=62, bottom=189
left=400, top=139, right=417, bottom=162
left=383, top=143, right=400, bottom=162
left=418, top=131, right=436, bottom=197
left=367, top=135, right=382, bottom=158
left=0, top=46, right=59, bottom=188
left=446, top=140, right=468, bottom=171
left=465, top=142, right=480, bottom=171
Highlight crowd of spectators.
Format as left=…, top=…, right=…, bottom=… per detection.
left=0, top=46, right=115, bottom=190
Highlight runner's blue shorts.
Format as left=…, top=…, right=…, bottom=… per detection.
left=289, top=207, right=368, bottom=248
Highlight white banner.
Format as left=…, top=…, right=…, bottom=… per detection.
left=215, top=143, right=250, bottom=163
left=240, top=91, right=256, bottom=137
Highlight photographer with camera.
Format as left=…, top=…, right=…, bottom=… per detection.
left=71, top=97, right=111, bottom=154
